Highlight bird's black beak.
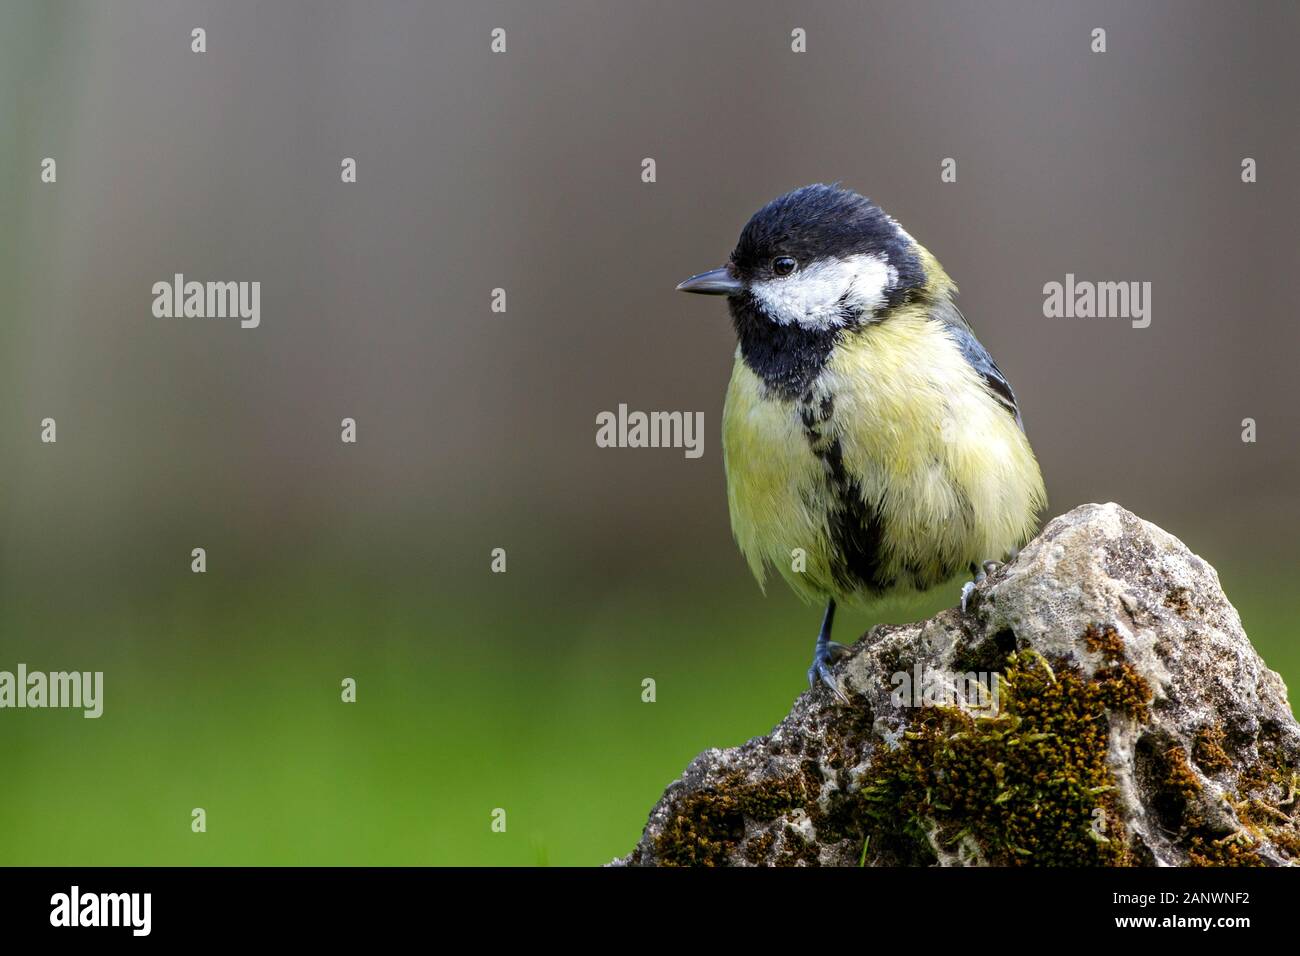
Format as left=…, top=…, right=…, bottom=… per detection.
left=675, top=267, right=743, bottom=296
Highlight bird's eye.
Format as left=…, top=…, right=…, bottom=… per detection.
left=772, top=256, right=797, bottom=277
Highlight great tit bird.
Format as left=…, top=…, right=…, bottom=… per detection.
left=677, top=184, right=1046, bottom=702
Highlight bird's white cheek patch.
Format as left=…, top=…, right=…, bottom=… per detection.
left=749, top=253, right=896, bottom=330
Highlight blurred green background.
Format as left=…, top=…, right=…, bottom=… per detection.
left=1, top=1, right=1297, bottom=865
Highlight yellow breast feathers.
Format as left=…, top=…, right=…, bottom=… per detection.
left=721, top=307, right=1045, bottom=606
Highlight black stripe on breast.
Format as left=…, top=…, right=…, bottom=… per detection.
left=799, top=396, right=891, bottom=594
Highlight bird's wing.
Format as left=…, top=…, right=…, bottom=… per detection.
left=935, top=301, right=1025, bottom=430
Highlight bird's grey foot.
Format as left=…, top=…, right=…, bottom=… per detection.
left=806, top=598, right=850, bottom=704
left=960, top=564, right=990, bottom=612
left=808, top=637, right=851, bottom=704
left=961, top=555, right=1015, bottom=611
left=960, top=580, right=977, bottom=612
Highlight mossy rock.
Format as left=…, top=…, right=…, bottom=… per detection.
left=616, top=504, right=1300, bottom=867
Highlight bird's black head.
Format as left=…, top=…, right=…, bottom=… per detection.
left=676, top=184, right=929, bottom=398
left=677, top=184, right=926, bottom=329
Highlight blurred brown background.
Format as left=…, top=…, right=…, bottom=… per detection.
left=5, top=0, right=1299, bottom=590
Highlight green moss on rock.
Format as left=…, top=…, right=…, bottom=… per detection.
left=1144, top=725, right=1299, bottom=867
left=1192, top=725, right=1233, bottom=774
left=653, top=771, right=808, bottom=866
left=859, top=649, right=1150, bottom=866
left=1083, top=623, right=1127, bottom=662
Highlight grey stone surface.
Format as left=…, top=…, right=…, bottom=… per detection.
left=616, top=503, right=1300, bottom=867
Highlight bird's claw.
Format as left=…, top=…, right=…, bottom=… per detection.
left=960, top=580, right=977, bottom=612
left=808, top=639, right=851, bottom=705
left=961, top=555, right=1013, bottom=611
left=961, top=567, right=987, bottom=613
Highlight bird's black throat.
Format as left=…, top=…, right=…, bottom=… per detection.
left=729, top=293, right=844, bottom=401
